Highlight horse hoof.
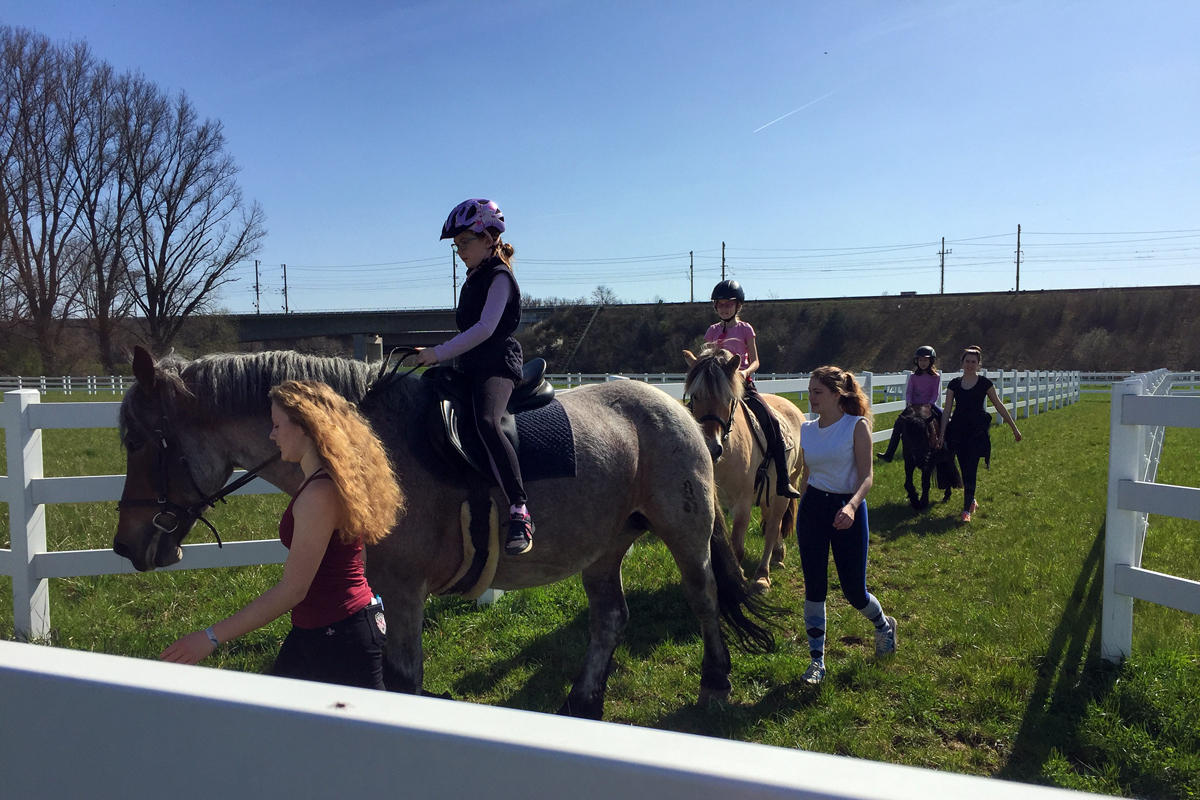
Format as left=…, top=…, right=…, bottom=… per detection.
left=698, top=687, right=731, bottom=708
left=751, top=575, right=771, bottom=592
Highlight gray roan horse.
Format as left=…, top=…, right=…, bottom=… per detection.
left=114, top=347, right=776, bottom=718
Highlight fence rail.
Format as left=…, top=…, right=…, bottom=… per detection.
left=1101, top=370, right=1200, bottom=662
left=3, top=370, right=1078, bottom=639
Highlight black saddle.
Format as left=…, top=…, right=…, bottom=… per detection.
left=425, top=358, right=555, bottom=479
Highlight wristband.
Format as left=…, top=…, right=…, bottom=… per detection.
left=204, top=626, right=221, bottom=648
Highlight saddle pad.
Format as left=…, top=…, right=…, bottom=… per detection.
left=515, top=399, right=576, bottom=482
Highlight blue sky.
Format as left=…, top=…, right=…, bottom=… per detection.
left=4, top=1, right=1198, bottom=312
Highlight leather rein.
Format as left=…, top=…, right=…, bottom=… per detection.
left=117, top=411, right=280, bottom=548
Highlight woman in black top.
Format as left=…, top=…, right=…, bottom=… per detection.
left=415, top=199, right=533, bottom=555
left=937, top=345, right=1021, bottom=522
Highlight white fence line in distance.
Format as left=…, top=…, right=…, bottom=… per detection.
left=1101, top=370, right=1200, bottom=662
left=0, top=640, right=1105, bottom=800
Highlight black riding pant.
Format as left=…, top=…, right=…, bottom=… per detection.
left=743, top=382, right=791, bottom=481
left=955, top=437, right=988, bottom=513
left=471, top=374, right=527, bottom=507
left=269, top=602, right=386, bottom=689
left=796, top=486, right=871, bottom=609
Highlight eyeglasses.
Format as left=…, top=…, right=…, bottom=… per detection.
left=453, top=235, right=480, bottom=249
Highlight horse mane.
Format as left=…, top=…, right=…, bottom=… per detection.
left=122, top=351, right=378, bottom=433
left=684, top=343, right=745, bottom=407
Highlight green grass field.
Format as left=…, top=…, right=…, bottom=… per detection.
left=2, top=391, right=1198, bottom=798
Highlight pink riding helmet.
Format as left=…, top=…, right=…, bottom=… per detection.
left=440, top=199, right=505, bottom=240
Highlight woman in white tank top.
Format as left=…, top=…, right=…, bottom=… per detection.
left=795, top=366, right=897, bottom=685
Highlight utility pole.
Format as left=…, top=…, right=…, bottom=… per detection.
left=689, top=251, right=694, bottom=302
left=282, top=263, right=289, bottom=313
left=938, top=238, right=952, bottom=294
left=451, top=245, right=458, bottom=306
left=721, top=241, right=726, bottom=281
left=254, top=259, right=261, bottom=313
left=1015, top=224, right=1021, bottom=292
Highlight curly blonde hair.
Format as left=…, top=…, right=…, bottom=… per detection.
left=269, top=380, right=403, bottom=545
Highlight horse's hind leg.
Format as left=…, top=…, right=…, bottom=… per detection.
left=751, top=500, right=787, bottom=591
left=379, top=588, right=426, bottom=695
left=729, top=502, right=751, bottom=563
left=559, top=547, right=632, bottom=720
left=920, top=464, right=933, bottom=509
left=904, top=461, right=922, bottom=509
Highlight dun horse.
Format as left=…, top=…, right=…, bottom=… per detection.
left=683, top=347, right=804, bottom=591
left=896, top=404, right=962, bottom=510
left=113, top=347, right=776, bottom=718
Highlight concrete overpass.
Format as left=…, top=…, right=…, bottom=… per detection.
left=233, top=308, right=559, bottom=359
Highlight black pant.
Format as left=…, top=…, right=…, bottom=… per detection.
left=743, top=382, right=792, bottom=487
left=270, top=603, right=386, bottom=689
left=958, top=452, right=983, bottom=513
left=471, top=374, right=527, bottom=507
left=796, top=487, right=871, bottom=609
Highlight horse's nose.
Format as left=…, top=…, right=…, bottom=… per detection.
left=112, top=538, right=132, bottom=560
left=707, top=439, right=723, bottom=462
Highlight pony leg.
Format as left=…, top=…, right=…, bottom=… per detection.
left=920, top=462, right=933, bottom=509
left=730, top=502, right=752, bottom=564
left=751, top=501, right=787, bottom=591
left=558, top=549, right=630, bottom=720
left=380, top=590, right=427, bottom=695
left=904, top=460, right=922, bottom=509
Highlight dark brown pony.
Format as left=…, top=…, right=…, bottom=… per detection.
left=898, top=404, right=962, bottom=510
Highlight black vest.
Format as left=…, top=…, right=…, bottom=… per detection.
left=455, top=256, right=523, bottom=382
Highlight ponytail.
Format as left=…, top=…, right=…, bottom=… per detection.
left=811, top=365, right=874, bottom=430
left=489, top=228, right=515, bottom=269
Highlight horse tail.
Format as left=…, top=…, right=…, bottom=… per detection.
left=937, top=452, right=963, bottom=490
left=708, top=496, right=779, bottom=653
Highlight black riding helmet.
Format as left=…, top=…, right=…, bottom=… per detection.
left=913, top=345, right=936, bottom=366
left=711, top=280, right=745, bottom=303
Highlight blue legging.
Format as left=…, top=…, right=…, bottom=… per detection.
left=796, top=486, right=870, bottom=609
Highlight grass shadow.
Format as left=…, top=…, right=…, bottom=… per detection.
left=999, top=522, right=1119, bottom=783
left=447, top=583, right=705, bottom=712
left=649, top=677, right=824, bottom=738
left=869, top=499, right=963, bottom=541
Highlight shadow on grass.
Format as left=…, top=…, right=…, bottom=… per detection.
left=649, top=678, right=823, bottom=738
left=869, top=499, right=963, bottom=541
left=448, top=583, right=706, bottom=712
left=999, top=522, right=1118, bottom=784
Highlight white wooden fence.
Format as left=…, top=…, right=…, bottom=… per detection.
left=1101, top=370, right=1200, bottom=662
left=0, top=640, right=1102, bottom=800
left=2, top=370, right=1078, bottom=640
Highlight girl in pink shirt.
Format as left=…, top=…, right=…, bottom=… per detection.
left=877, top=345, right=942, bottom=463
left=704, top=280, right=800, bottom=498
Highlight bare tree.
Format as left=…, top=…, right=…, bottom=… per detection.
left=0, top=27, right=89, bottom=372
left=591, top=284, right=620, bottom=305
left=123, top=86, right=265, bottom=351
left=70, top=63, right=138, bottom=372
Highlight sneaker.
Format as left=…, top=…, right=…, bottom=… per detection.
left=969, top=500, right=979, bottom=513
left=960, top=511, right=972, bottom=523
left=875, top=616, right=897, bottom=658
left=802, top=659, right=826, bottom=685
left=505, top=512, right=534, bottom=556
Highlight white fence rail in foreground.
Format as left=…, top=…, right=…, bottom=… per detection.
left=1101, top=370, right=1200, bottom=662
left=2, top=370, right=1079, bottom=639
left=0, top=641, right=1103, bottom=800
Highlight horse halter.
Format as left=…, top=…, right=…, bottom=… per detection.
left=689, top=397, right=736, bottom=443
left=117, top=411, right=280, bottom=548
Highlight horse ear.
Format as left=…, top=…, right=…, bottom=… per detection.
left=683, top=350, right=697, bottom=368
left=721, top=351, right=740, bottom=379
left=132, top=346, right=157, bottom=389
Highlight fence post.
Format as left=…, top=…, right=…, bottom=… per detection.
left=1102, top=378, right=1144, bottom=663
left=1022, top=370, right=1031, bottom=418
left=859, top=371, right=873, bottom=414
left=4, top=390, right=51, bottom=641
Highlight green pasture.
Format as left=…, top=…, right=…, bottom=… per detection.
left=2, top=391, right=1198, bottom=798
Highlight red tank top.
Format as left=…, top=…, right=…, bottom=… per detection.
left=279, top=472, right=374, bottom=629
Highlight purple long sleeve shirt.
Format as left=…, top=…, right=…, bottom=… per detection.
left=432, top=277, right=512, bottom=363
left=906, top=372, right=942, bottom=405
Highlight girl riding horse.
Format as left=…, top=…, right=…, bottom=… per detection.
left=704, top=280, right=800, bottom=499
left=416, top=199, right=533, bottom=556
left=877, top=345, right=942, bottom=463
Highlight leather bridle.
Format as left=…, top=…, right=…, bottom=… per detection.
left=117, top=410, right=280, bottom=547
left=689, top=397, right=736, bottom=444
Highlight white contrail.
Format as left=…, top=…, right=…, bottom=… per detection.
left=752, top=73, right=876, bottom=133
